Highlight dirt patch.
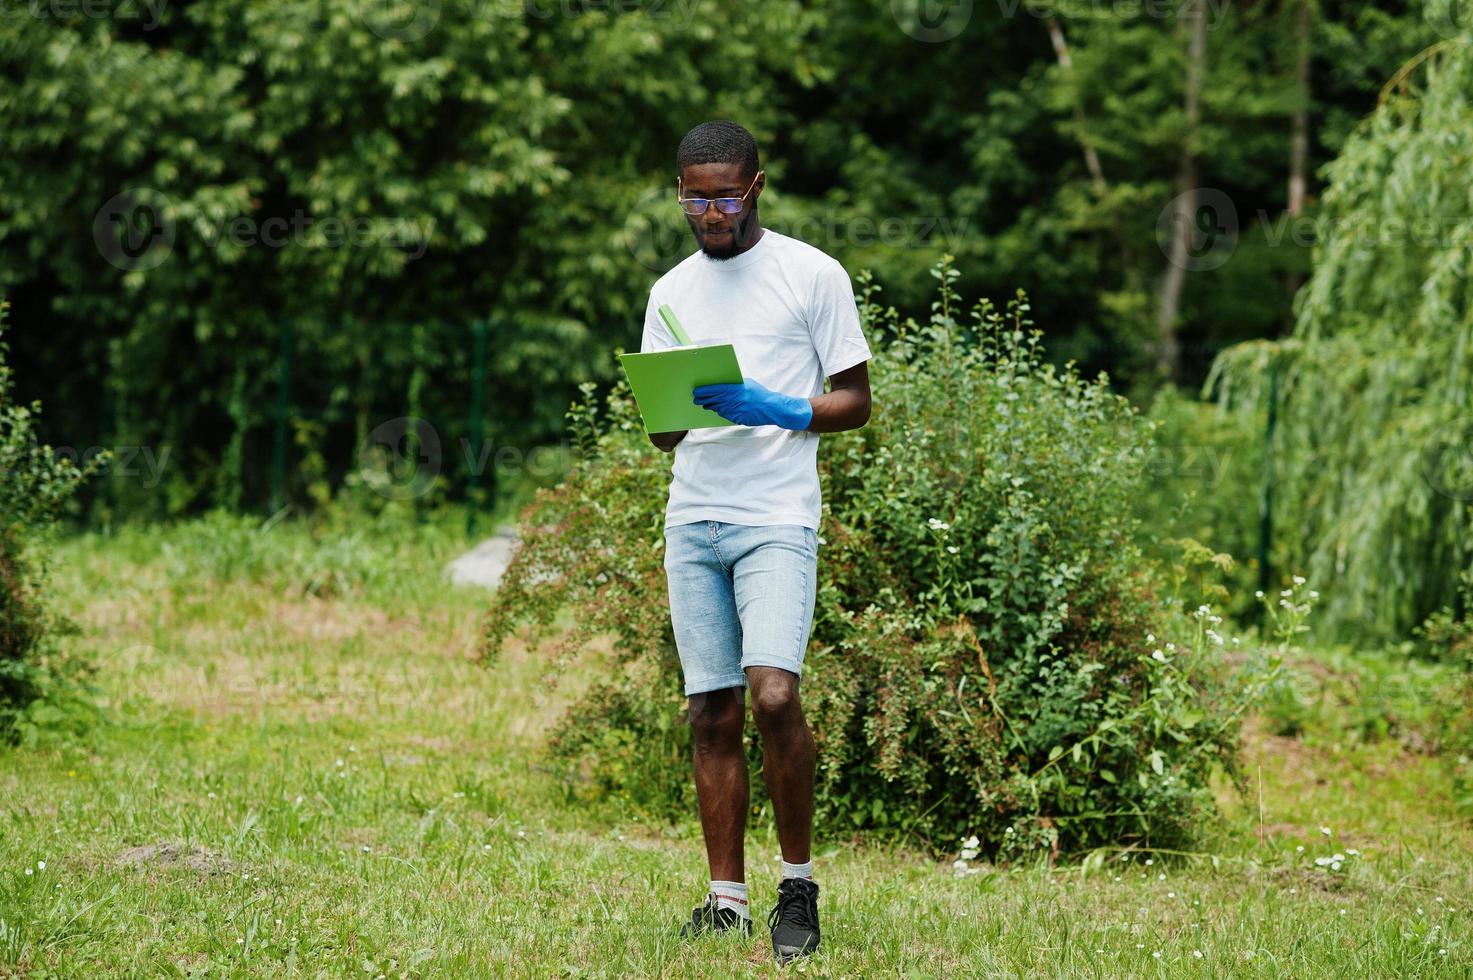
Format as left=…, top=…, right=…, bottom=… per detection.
left=1240, top=719, right=1326, bottom=784
left=115, top=841, right=230, bottom=875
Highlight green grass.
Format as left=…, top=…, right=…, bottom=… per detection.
left=1, top=513, right=1469, bottom=976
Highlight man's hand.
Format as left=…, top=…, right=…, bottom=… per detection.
left=692, top=377, right=814, bottom=430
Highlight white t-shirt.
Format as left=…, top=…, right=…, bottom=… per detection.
left=640, top=229, right=872, bottom=530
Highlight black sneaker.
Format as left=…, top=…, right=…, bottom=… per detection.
left=679, top=893, right=753, bottom=939
left=768, top=877, right=820, bottom=961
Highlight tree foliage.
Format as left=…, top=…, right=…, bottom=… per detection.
left=0, top=0, right=1441, bottom=518
left=1208, top=38, right=1473, bottom=639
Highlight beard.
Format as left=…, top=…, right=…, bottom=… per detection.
left=695, top=201, right=759, bottom=260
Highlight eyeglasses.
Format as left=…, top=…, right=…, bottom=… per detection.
left=677, top=171, right=762, bottom=216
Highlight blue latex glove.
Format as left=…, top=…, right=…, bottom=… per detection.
left=692, top=377, right=813, bottom=430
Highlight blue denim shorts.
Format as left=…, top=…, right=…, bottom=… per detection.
left=663, top=520, right=819, bottom=696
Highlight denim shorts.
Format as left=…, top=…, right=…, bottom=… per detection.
left=663, top=520, right=819, bottom=696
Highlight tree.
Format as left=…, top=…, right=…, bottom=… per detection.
left=1207, top=37, right=1473, bottom=639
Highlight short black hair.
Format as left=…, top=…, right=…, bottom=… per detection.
left=676, top=120, right=760, bottom=180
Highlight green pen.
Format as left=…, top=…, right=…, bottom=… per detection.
left=658, top=303, right=695, bottom=346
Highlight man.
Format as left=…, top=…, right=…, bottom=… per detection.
left=638, top=120, right=873, bottom=962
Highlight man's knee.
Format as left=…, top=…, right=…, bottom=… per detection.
left=747, top=668, right=801, bottom=730
left=688, top=688, right=744, bottom=748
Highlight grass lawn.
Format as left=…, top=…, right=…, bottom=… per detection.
left=0, top=516, right=1468, bottom=977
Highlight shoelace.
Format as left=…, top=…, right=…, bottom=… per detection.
left=768, top=882, right=818, bottom=931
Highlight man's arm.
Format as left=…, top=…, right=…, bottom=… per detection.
left=805, top=360, right=871, bottom=433
left=649, top=429, right=687, bottom=453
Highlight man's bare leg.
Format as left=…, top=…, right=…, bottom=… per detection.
left=689, top=686, right=748, bottom=882
left=745, top=666, right=815, bottom=863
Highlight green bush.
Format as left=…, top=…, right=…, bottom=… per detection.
left=0, top=301, right=102, bottom=742
left=481, top=263, right=1273, bottom=856
left=1131, top=388, right=1271, bottom=623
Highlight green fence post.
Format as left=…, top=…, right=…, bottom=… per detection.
left=269, top=318, right=294, bottom=514
left=1257, top=361, right=1279, bottom=598
left=466, top=317, right=488, bottom=537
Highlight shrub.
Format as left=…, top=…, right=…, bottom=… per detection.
left=0, top=301, right=103, bottom=743
left=1132, top=387, right=1270, bottom=624
left=481, top=261, right=1271, bottom=856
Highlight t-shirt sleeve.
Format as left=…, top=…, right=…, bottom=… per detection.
left=806, top=259, right=872, bottom=377
left=640, top=290, right=676, bottom=353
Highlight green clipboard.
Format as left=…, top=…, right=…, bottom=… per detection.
left=618, top=304, right=743, bottom=434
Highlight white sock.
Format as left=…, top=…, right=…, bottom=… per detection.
left=711, top=879, right=750, bottom=919
left=781, top=859, right=814, bottom=880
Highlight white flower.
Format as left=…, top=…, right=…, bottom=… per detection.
left=1193, top=951, right=1203, bottom=959
left=962, top=835, right=979, bottom=850
left=1146, top=633, right=1156, bottom=643
left=1296, top=845, right=1304, bottom=852
left=24, top=868, right=32, bottom=876
left=946, top=546, right=959, bottom=555
left=927, top=518, right=951, bottom=532
left=1152, top=951, right=1162, bottom=959
left=1293, top=575, right=1306, bottom=585
left=36, top=861, right=44, bottom=870
left=1165, top=642, right=1175, bottom=651
left=1309, top=590, right=1319, bottom=598
left=953, top=859, right=968, bottom=870
left=1168, top=891, right=1175, bottom=898
left=1281, top=589, right=1293, bottom=597
left=1254, top=590, right=1264, bottom=599
left=1144, top=858, right=1154, bottom=866
left=1152, top=650, right=1167, bottom=662
left=1158, top=873, right=1166, bottom=881
left=335, top=759, right=344, bottom=767
left=1331, top=862, right=1342, bottom=871
left=1320, top=826, right=1332, bottom=836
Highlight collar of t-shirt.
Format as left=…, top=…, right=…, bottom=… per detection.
left=696, top=228, right=771, bottom=272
